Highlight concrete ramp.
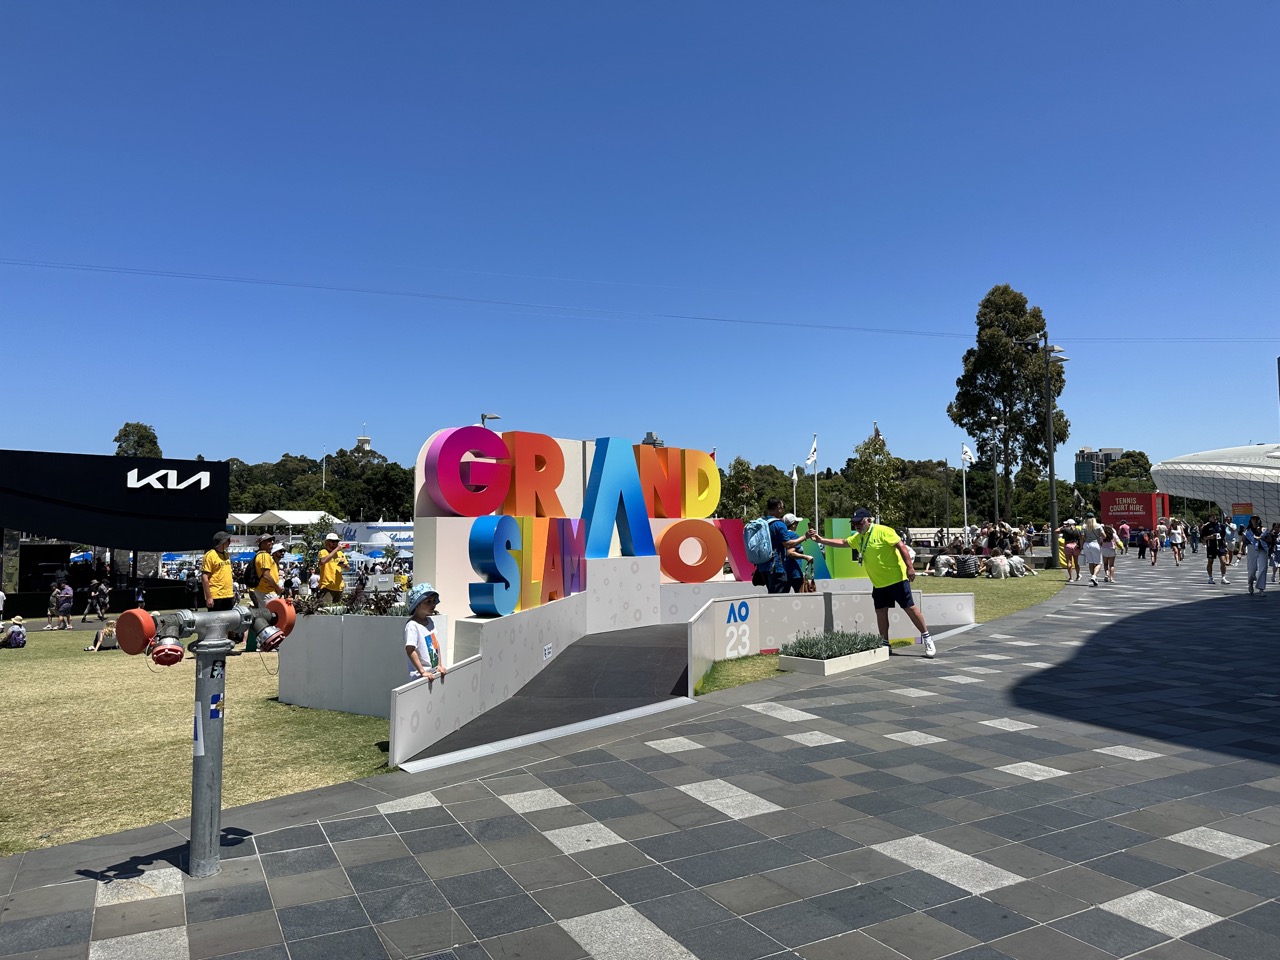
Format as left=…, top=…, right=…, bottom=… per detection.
left=408, top=623, right=689, bottom=761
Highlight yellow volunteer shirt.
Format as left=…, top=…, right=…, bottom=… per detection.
left=845, top=523, right=909, bottom=588
left=202, top=549, right=235, bottom=600
left=318, top=548, right=346, bottom=592
left=254, top=551, right=280, bottom=593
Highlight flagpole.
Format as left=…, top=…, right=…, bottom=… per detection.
left=961, top=445, right=970, bottom=543
left=791, top=464, right=797, bottom=516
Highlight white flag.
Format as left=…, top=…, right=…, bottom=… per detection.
left=961, top=443, right=975, bottom=464
left=805, top=435, right=818, bottom=467
left=791, top=466, right=798, bottom=484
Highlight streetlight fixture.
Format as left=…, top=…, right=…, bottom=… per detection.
left=989, top=415, right=1002, bottom=523
left=1018, top=335, right=1068, bottom=569
left=480, top=413, right=502, bottom=430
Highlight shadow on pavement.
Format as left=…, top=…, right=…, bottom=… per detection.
left=1009, top=593, right=1280, bottom=765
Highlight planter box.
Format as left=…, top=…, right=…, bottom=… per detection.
left=778, top=645, right=888, bottom=676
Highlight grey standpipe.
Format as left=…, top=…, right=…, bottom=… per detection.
left=117, top=602, right=292, bottom=879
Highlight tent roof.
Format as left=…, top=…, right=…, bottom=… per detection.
left=250, top=510, right=341, bottom=527
left=227, top=513, right=258, bottom=526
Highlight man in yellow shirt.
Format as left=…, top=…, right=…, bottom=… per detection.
left=252, top=534, right=285, bottom=604
left=810, top=508, right=935, bottom=658
left=201, top=531, right=236, bottom=612
left=317, top=533, right=349, bottom=604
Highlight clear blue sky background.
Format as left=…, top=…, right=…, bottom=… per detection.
left=4, top=2, right=1277, bottom=480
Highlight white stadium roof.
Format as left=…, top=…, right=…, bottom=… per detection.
left=1151, top=443, right=1280, bottom=520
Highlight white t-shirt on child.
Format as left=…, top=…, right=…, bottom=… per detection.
left=404, top=618, right=440, bottom=680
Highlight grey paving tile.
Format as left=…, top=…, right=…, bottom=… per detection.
left=286, top=924, right=389, bottom=960
left=206, top=945, right=291, bottom=960
left=747, top=900, right=852, bottom=948
left=863, top=911, right=983, bottom=960
left=374, top=908, right=469, bottom=958
left=1231, top=900, right=1280, bottom=940
left=89, top=893, right=186, bottom=941
left=0, top=908, right=92, bottom=955
left=530, top=878, right=621, bottom=920
left=504, top=854, right=591, bottom=892
left=633, top=889, right=734, bottom=935
left=435, top=867, right=524, bottom=908
left=260, top=845, right=340, bottom=879
left=187, top=909, right=283, bottom=960
left=0, top=880, right=96, bottom=922
left=265, top=867, right=354, bottom=909
left=1089, top=852, right=1186, bottom=888
left=357, top=880, right=448, bottom=924
left=863, top=870, right=969, bottom=910
left=253, top=824, right=328, bottom=854
left=809, top=886, right=914, bottom=929
left=452, top=892, right=550, bottom=940
left=675, top=916, right=785, bottom=960
left=277, top=895, right=369, bottom=941
left=185, top=881, right=272, bottom=923
left=925, top=895, right=1037, bottom=941
left=988, top=918, right=1121, bottom=960
left=1052, top=907, right=1174, bottom=956
left=346, top=857, right=428, bottom=895
left=332, top=834, right=412, bottom=868
left=702, top=875, right=798, bottom=914
left=599, top=864, right=690, bottom=903
left=477, top=920, right=589, bottom=960
left=320, top=816, right=394, bottom=844
left=1185, top=919, right=1280, bottom=960
left=1198, top=858, right=1280, bottom=898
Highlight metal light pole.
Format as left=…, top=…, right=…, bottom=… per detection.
left=1020, top=334, right=1068, bottom=569
left=989, top=416, right=1001, bottom=523
left=480, top=412, right=502, bottom=430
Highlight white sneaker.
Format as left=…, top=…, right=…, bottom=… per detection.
left=923, top=635, right=936, bottom=658
left=1221, top=576, right=1231, bottom=584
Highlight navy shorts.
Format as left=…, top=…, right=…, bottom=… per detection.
left=871, top=580, right=914, bottom=611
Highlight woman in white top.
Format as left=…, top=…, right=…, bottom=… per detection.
left=1081, top=514, right=1105, bottom=586
left=1168, top=518, right=1186, bottom=566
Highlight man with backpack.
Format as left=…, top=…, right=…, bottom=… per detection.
left=809, top=507, right=936, bottom=658
left=745, top=498, right=806, bottom=593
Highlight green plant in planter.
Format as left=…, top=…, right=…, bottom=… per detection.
left=781, top=630, right=884, bottom=660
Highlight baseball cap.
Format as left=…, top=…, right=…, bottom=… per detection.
left=782, top=513, right=799, bottom=525
left=852, top=508, right=873, bottom=522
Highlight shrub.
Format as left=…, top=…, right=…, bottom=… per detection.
left=781, top=630, right=883, bottom=660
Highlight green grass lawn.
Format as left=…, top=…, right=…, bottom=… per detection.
left=918, top=572, right=1065, bottom=622
left=0, top=623, right=389, bottom=857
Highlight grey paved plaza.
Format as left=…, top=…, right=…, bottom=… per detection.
left=3, top=552, right=1279, bottom=959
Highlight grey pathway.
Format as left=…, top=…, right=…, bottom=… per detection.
left=3, top=552, right=1278, bottom=960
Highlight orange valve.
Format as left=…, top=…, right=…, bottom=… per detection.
left=117, top=609, right=156, bottom=656
left=267, top=597, right=296, bottom=637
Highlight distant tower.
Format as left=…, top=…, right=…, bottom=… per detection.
left=641, top=431, right=665, bottom=448
left=356, top=434, right=372, bottom=452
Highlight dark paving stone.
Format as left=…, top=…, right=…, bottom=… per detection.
left=287, top=924, right=389, bottom=960
left=1198, top=859, right=1280, bottom=898
left=358, top=880, right=448, bottom=924
left=383, top=806, right=455, bottom=833
left=321, top=816, right=394, bottom=843
left=774, top=828, right=862, bottom=859
left=972, top=814, right=1055, bottom=842
left=435, top=867, right=523, bottom=908
left=0, top=907, right=91, bottom=956
left=1089, top=851, right=1185, bottom=887
left=277, top=895, right=369, bottom=941
left=577, top=796, right=648, bottom=821
left=863, top=871, right=969, bottom=910
left=345, top=856, right=428, bottom=894
left=632, top=830, right=715, bottom=862
left=453, top=893, right=550, bottom=940
left=634, top=889, right=734, bottom=935
left=400, top=824, right=477, bottom=855
left=464, top=815, right=535, bottom=843
left=254, top=824, right=328, bottom=854
left=599, top=864, right=691, bottom=903
left=206, top=945, right=291, bottom=960
left=687, top=821, right=768, bottom=850
left=478, top=921, right=589, bottom=960
left=809, top=886, right=914, bottom=929
left=1051, top=907, right=1170, bottom=956
left=1185, top=919, right=1280, bottom=960
left=676, top=915, right=785, bottom=960
left=530, top=878, right=621, bottom=921
left=1232, top=901, right=1280, bottom=939
left=747, top=899, right=852, bottom=948
left=185, top=880, right=273, bottom=923
left=260, top=845, right=340, bottom=879
left=1023, top=830, right=1116, bottom=863
left=926, top=896, right=1037, bottom=941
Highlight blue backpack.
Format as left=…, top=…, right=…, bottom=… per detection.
left=744, top=516, right=777, bottom=566
left=4, top=625, right=26, bottom=648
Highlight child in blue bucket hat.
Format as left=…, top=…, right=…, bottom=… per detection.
left=404, top=582, right=447, bottom=682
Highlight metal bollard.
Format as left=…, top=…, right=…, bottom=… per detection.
left=116, top=600, right=295, bottom=877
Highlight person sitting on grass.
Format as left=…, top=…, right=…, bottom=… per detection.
left=84, top=620, right=118, bottom=652
left=1, top=616, right=27, bottom=648
left=1007, top=547, right=1037, bottom=577
left=953, top=547, right=980, bottom=579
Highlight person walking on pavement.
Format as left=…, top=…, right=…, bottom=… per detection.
left=1081, top=514, right=1104, bottom=586
left=1243, top=515, right=1269, bottom=596
left=809, top=507, right=935, bottom=658
left=1200, top=517, right=1230, bottom=585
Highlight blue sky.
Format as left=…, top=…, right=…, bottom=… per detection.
left=3, top=2, right=1277, bottom=482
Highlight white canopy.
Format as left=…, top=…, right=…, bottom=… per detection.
left=250, top=510, right=341, bottom=528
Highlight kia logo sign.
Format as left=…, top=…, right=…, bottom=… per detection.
left=127, top=468, right=211, bottom=491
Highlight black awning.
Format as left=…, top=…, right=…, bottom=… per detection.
left=0, top=449, right=230, bottom=551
